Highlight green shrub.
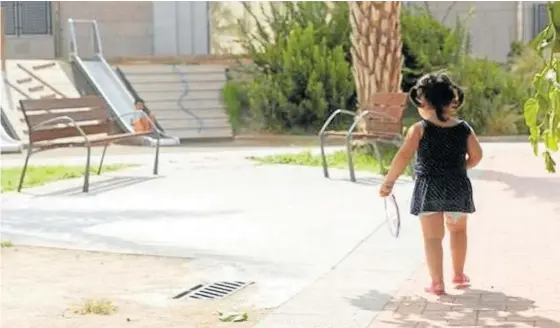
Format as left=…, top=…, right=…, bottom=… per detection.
left=244, top=24, right=354, bottom=132
left=226, top=2, right=355, bottom=133
left=401, top=5, right=471, bottom=92
left=222, top=79, right=249, bottom=133
left=221, top=2, right=528, bottom=136
left=449, top=57, right=530, bottom=135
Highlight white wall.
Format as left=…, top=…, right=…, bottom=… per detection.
left=152, top=2, right=210, bottom=56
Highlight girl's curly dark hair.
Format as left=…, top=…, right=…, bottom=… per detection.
left=410, top=72, right=464, bottom=122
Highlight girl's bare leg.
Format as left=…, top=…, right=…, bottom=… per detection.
left=446, top=215, right=468, bottom=279
left=420, top=213, right=445, bottom=286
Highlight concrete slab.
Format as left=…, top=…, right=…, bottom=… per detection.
left=3, top=142, right=555, bottom=325
left=255, top=142, right=560, bottom=327
left=0, top=147, right=415, bottom=311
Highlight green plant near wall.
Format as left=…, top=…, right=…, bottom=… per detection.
left=449, top=57, right=530, bottom=135
left=400, top=5, right=471, bottom=91
left=224, top=2, right=355, bottom=133
left=524, top=1, right=560, bottom=173
left=245, top=24, right=354, bottom=132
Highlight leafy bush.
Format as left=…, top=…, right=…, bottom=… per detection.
left=244, top=24, right=354, bottom=132
left=401, top=6, right=470, bottom=92
left=221, top=2, right=529, bottom=136
left=239, top=2, right=352, bottom=71
left=449, top=57, right=530, bottom=135
left=223, top=2, right=355, bottom=133
left=222, top=79, right=249, bottom=133
left=509, top=47, right=544, bottom=90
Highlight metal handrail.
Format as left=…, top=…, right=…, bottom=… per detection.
left=67, top=18, right=103, bottom=57
left=67, top=18, right=177, bottom=147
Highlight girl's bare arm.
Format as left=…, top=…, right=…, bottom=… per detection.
left=466, top=129, right=483, bottom=169
left=384, top=123, right=423, bottom=184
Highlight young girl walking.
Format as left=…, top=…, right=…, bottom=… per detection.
left=379, top=72, right=483, bottom=295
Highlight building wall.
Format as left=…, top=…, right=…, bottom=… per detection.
left=4, top=1, right=210, bottom=60
left=153, top=2, right=209, bottom=56
left=5, top=35, right=55, bottom=59
left=424, top=1, right=547, bottom=62
left=3, top=1, right=547, bottom=62
left=523, top=1, right=549, bottom=42
left=2, top=1, right=56, bottom=59
left=58, top=1, right=154, bottom=59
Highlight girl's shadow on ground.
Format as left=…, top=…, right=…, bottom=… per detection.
left=469, top=169, right=560, bottom=204
left=349, top=288, right=559, bottom=327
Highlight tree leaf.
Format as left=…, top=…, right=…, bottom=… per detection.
left=552, top=84, right=560, bottom=116
left=543, top=129, right=559, bottom=151
left=218, top=312, right=249, bottom=322
left=526, top=2, right=559, bottom=173
left=524, top=98, right=539, bottom=127
left=544, top=151, right=557, bottom=173
left=524, top=97, right=540, bottom=155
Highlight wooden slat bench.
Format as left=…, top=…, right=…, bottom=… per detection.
left=319, top=92, right=412, bottom=182
left=17, top=95, right=161, bottom=193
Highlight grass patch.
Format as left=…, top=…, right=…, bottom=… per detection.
left=250, top=147, right=412, bottom=176
left=0, top=240, right=14, bottom=248
left=1, top=164, right=133, bottom=192
left=74, top=299, right=117, bottom=315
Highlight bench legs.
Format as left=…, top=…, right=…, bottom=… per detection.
left=97, top=143, right=109, bottom=175
left=83, top=144, right=92, bottom=193
left=97, top=135, right=159, bottom=182
left=17, top=147, right=32, bottom=193
left=17, top=145, right=92, bottom=193
left=153, top=134, right=160, bottom=175
left=18, top=138, right=160, bottom=193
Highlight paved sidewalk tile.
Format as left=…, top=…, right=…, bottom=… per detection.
left=367, top=151, right=560, bottom=328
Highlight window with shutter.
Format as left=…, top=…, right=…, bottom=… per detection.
left=1, top=1, right=51, bottom=36
left=1, top=2, right=18, bottom=35
left=533, top=3, right=548, bottom=38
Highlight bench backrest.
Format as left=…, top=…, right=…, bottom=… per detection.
left=19, top=96, right=111, bottom=143
left=363, top=92, right=409, bottom=135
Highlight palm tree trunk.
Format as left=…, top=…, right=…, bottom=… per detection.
left=349, top=1, right=404, bottom=133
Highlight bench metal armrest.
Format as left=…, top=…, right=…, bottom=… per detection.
left=30, top=116, right=90, bottom=146
left=108, top=111, right=166, bottom=137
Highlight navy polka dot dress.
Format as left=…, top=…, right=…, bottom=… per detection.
left=410, top=119, right=476, bottom=216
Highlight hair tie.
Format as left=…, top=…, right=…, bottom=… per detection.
left=450, top=83, right=465, bottom=109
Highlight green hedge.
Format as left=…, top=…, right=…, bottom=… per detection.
left=222, top=2, right=531, bottom=136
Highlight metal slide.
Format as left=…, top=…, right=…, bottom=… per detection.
left=0, top=74, right=23, bottom=154
left=67, top=19, right=179, bottom=147
left=0, top=122, right=22, bottom=153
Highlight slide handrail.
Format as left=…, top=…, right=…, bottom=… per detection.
left=67, top=18, right=178, bottom=146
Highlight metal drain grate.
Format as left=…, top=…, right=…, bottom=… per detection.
left=173, top=281, right=252, bottom=300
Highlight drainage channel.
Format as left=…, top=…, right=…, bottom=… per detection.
left=173, top=281, right=253, bottom=301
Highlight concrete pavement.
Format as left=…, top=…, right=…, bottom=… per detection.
left=1, top=146, right=419, bottom=312
left=257, top=143, right=560, bottom=328
left=1, top=143, right=559, bottom=327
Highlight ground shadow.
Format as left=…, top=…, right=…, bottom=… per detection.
left=469, top=169, right=560, bottom=204
left=349, top=288, right=559, bottom=327
left=19, top=175, right=161, bottom=197
left=0, top=207, right=281, bottom=265
left=329, top=176, right=413, bottom=187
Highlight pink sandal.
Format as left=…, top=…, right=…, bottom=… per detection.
left=452, top=273, right=471, bottom=289
left=425, top=282, right=446, bottom=295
